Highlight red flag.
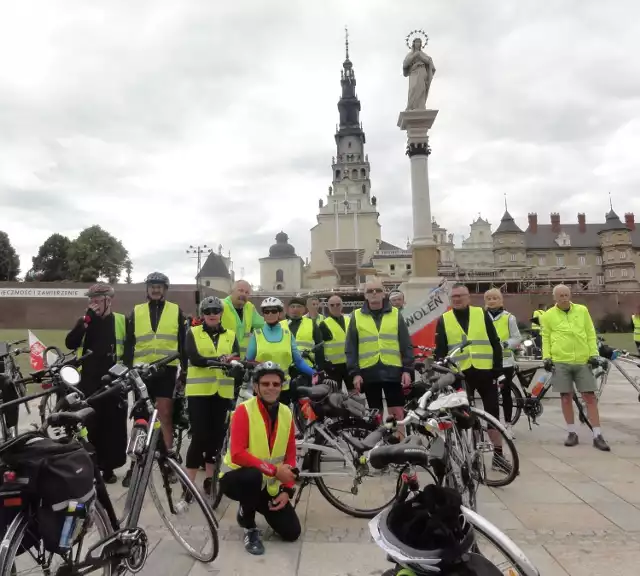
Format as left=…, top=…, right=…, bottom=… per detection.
left=404, top=283, right=451, bottom=353
left=28, top=330, right=57, bottom=371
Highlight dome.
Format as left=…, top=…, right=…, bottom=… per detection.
left=269, top=231, right=297, bottom=258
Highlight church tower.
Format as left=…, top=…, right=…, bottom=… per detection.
left=307, top=29, right=382, bottom=289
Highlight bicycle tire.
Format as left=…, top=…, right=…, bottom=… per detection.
left=311, top=418, right=405, bottom=519
left=0, top=502, right=113, bottom=576
left=148, top=456, right=219, bottom=562
left=504, top=382, right=523, bottom=427
left=471, top=408, right=519, bottom=488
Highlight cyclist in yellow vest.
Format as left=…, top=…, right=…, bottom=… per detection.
left=633, top=305, right=640, bottom=354
left=285, top=296, right=325, bottom=383
left=246, top=297, right=316, bottom=406
left=435, top=283, right=508, bottom=469
left=122, top=272, right=187, bottom=486
left=305, top=296, right=325, bottom=323
left=318, top=294, right=352, bottom=390
left=541, top=284, right=609, bottom=451
left=221, top=279, right=264, bottom=357
left=65, top=282, right=127, bottom=484
left=530, top=303, right=545, bottom=354
left=184, top=296, right=239, bottom=496
left=219, top=362, right=300, bottom=555
left=484, top=288, right=522, bottom=440
left=345, top=278, right=414, bottom=424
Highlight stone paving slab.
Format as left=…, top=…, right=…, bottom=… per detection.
left=13, top=364, right=640, bottom=574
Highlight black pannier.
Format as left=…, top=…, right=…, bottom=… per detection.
left=0, top=432, right=96, bottom=553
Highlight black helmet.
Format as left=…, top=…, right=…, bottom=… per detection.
left=144, top=272, right=169, bottom=287
left=252, top=361, right=285, bottom=385
left=199, top=296, right=223, bottom=316
left=370, top=485, right=476, bottom=575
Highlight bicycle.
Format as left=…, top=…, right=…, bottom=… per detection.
left=0, top=352, right=219, bottom=576
left=0, top=339, right=31, bottom=416
left=368, top=441, right=540, bottom=576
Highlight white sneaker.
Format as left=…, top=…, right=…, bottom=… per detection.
left=506, top=424, right=515, bottom=440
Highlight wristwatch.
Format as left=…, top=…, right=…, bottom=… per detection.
left=280, top=486, right=296, bottom=499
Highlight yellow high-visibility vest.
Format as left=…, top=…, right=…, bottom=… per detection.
left=531, top=309, right=543, bottom=332
left=254, top=327, right=293, bottom=391
left=442, top=306, right=493, bottom=371
left=133, top=301, right=180, bottom=366
left=222, top=397, right=293, bottom=497
left=492, top=312, right=513, bottom=359
left=353, top=307, right=401, bottom=369
left=221, top=299, right=258, bottom=358
left=633, top=315, right=640, bottom=343
left=292, top=317, right=314, bottom=367
left=76, top=312, right=125, bottom=368
left=323, top=315, right=350, bottom=365
left=186, top=325, right=236, bottom=398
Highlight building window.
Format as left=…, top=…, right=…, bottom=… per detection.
left=622, top=269, right=628, bottom=277
left=607, top=252, right=614, bottom=261
left=526, top=255, right=533, bottom=266
left=275, top=269, right=284, bottom=282
left=539, top=255, right=546, bottom=266
left=578, top=255, right=586, bottom=266
left=608, top=269, right=615, bottom=278
left=335, top=170, right=340, bottom=179
left=275, top=283, right=283, bottom=290
left=205, top=280, right=211, bottom=287
left=406, top=263, right=411, bottom=270
left=499, top=254, right=505, bottom=263
left=596, top=255, right=603, bottom=265
left=510, top=253, right=516, bottom=262
left=596, top=274, right=604, bottom=285
left=620, top=251, right=627, bottom=259
left=556, top=255, right=565, bottom=267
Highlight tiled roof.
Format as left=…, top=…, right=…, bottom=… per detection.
left=377, top=240, right=402, bottom=250
left=198, top=253, right=230, bottom=279
left=494, top=211, right=523, bottom=235
left=524, top=221, right=640, bottom=249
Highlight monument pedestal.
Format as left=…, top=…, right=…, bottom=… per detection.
left=398, top=109, right=442, bottom=306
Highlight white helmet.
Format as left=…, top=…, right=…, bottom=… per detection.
left=260, top=297, right=284, bottom=310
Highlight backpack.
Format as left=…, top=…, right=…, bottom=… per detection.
left=0, top=432, right=96, bottom=553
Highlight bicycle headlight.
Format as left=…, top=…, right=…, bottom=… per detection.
left=59, top=365, right=81, bottom=386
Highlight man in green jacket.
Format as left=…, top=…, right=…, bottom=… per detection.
left=541, top=284, right=609, bottom=451
left=221, top=280, right=264, bottom=357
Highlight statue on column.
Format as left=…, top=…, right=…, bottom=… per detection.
left=403, top=30, right=436, bottom=111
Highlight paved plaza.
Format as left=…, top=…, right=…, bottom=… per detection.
left=17, top=364, right=640, bottom=575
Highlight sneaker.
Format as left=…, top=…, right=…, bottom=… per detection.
left=122, top=468, right=133, bottom=488
left=102, top=470, right=117, bottom=485
left=203, top=477, right=213, bottom=496
left=505, top=424, right=515, bottom=440
left=593, top=435, right=611, bottom=452
left=243, top=528, right=265, bottom=556
left=564, top=432, right=579, bottom=447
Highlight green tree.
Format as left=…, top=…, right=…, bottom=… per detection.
left=0, top=231, right=20, bottom=281
left=67, top=225, right=129, bottom=283
left=30, top=233, right=72, bottom=281
left=124, top=259, right=133, bottom=284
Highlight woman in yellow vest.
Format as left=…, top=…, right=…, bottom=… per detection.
left=184, top=296, right=239, bottom=496
left=219, top=361, right=300, bottom=555
left=65, top=282, right=127, bottom=484
left=484, top=288, right=522, bottom=439
left=633, top=305, right=640, bottom=354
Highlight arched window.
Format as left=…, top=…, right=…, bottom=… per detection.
left=275, top=269, right=284, bottom=282
left=275, top=283, right=283, bottom=290
left=335, top=170, right=341, bottom=179
left=352, top=169, right=358, bottom=179
left=360, top=168, right=366, bottom=178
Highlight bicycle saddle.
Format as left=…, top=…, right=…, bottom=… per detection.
left=296, top=383, right=330, bottom=401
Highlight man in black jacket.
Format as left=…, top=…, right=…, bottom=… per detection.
left=345, top=279, right=414, bottom=423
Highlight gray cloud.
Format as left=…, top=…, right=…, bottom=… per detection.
left=1, top=0, right=640, bottom=284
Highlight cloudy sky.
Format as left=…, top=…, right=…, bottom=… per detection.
left=1, top=0, right=639, bottom=285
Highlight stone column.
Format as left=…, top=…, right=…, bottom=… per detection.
left=398, top=109, right=441, bottom=304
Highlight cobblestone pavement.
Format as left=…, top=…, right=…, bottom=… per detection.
left=15, top=363, right=640, bottom=575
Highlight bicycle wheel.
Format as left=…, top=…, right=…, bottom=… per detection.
left=148, top=456, right=219, bottom=562
left=311, top=419, right=405, bottom=519
left=502, top=382, right=523, bottom=427
left=0, top=502, right=113, bottom=576
left=471, top=408, right=519, bottom=488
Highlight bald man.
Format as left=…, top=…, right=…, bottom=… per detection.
left=221, top=280, right=264, bottom=358
left=319, top=295, right=352, bottom=390
left=345, top=279, right=414, bottom=422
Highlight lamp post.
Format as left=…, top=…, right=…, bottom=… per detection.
left=186, top=244, right=212, bottom=309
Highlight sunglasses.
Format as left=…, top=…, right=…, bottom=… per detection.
left=263, top=309, right=280, bottom=315
left=259, top=380, right=282, bottom=388
left=202, top=308, right=222, bottom=315
left=366, top=288, right=384, bottom=294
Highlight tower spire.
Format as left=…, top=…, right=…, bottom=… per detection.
left=504, top=192, right=508, bottom=212
left=345, top=25, right=349, bottom=60
left=609, top=191, right=613, bottom=210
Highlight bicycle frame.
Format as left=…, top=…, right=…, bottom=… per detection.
left=595, top=355, right=640, bottom=399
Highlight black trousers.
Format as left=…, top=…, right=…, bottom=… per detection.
left=500, top=367, right=515, bottom=423
left=326, top=363, right=353, bottom=391
left=185, top=394, right=231, bottom=469
left=220, top=468, right=301, bottom=541
left=463, top=368, right=499, bottom=421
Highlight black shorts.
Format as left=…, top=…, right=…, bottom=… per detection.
left=147, top=366, right=178, bottom=402
left=363, top=380, right=405, bottom=410
left=463, top=368, right=499, bottom=420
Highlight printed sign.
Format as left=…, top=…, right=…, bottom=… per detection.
left=0, top=288, right=85, bottom=298
left=403, top=282, right=451, bottom=351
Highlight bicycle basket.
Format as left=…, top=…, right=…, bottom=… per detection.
left=0, top=432, right=96, bottom=553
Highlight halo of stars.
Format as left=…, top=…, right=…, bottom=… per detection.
left=405, top=29, right=429, bottom=49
